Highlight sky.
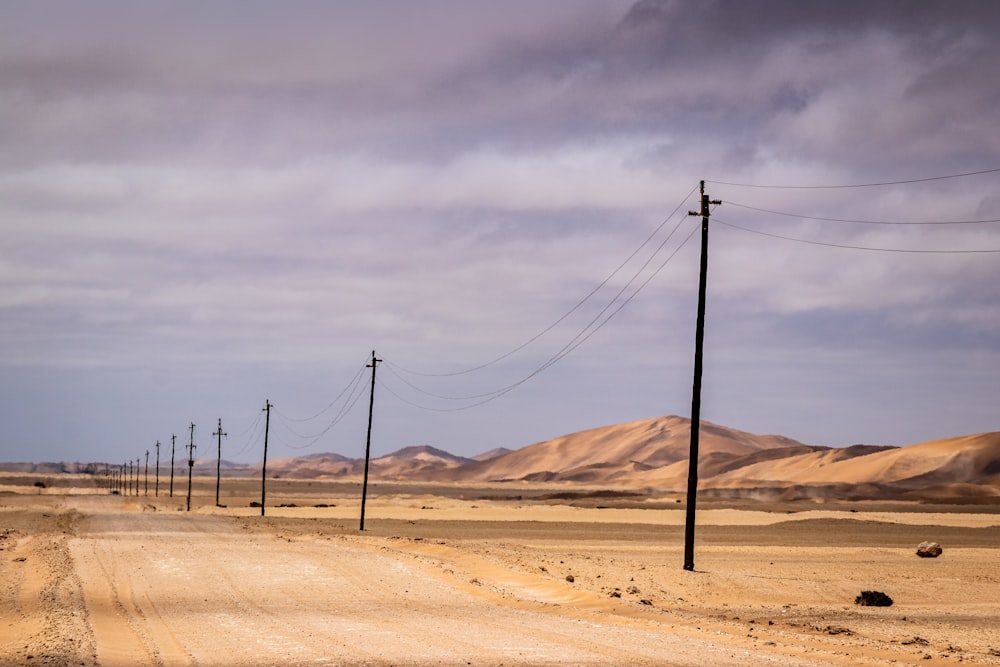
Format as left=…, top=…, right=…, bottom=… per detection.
left=2, top=0, right=999, bottom=466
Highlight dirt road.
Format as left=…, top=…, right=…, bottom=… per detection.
left=2, top=492, right=999, bottom=666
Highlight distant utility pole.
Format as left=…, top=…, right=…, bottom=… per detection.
left=260, top=400, right=271, bottom=517
left=125, top=461, right=130, bottom=495
left=186, top=422, right=196, bottom=512
left=134, top=457, right=140, bottom=496
left=213, top=418, right=227, bottom=507
left=144, top=449, right=149, bottom=496
left=155, top=441, right=160, bottom=497
left=170, top=434, right=176, bottom=497
left=359, top=351, right=381, bottom=531
left=683, top=180, right=721, bottom=572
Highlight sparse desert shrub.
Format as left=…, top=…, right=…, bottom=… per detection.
left=33, top=481, right=46, bottom=489
left=855, top=590, right=893, bottom=607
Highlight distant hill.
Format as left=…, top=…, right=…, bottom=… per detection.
left=472, top=447, right=514, bottom=462
left=439, top=415, right=809, bottom=484
left=5, top=416, right=998, bottom=502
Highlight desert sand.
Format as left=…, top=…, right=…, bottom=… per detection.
left=2, top=474, right=999, bottom=666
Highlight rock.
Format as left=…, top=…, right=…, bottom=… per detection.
left=916, top=541, right=943, bottom=558
left=855, top=590, right=893, bottom=607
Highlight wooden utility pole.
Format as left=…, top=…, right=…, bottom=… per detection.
left=134, top=458, right=140, bottom=496
left=213, top=418, right=227, bottom=507
left=170, top=434, right=176, bottom=497
left=144, top=449, right=149, bottom=496
left=683, top=180, right=721, bottom=572
left=155, top=441, right=160, bottom=497
left=125, top=461, right=130, bottom=495
left=260, top=401, right=271, bottom=517
left=186, top=422, right=195, bottom=512
left=359, top=351, right=381, bottom=531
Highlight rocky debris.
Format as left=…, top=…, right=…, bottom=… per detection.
left=565, top=574, right=574, bottom=583
left=916, top=541, right=943, bottom=558
left=855, top=590, right=893, bottom=606
left=902, top=636, right=930, bottom=646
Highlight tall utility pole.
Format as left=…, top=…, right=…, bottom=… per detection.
left=359, top=351, right=381, bottom=531
left=134, top=458, right=140, bottom=496
left=186, top=422, right=196, bottom=512
left=155, top=441, right=160, bottom=497
left=126, top=461, right=131, bottom=496
left=144, top=450, right=149, bottom=496
left=213, top=418, right=227, bottom=507
left=683, top=180, right=721, bottom=572
left=170, top=434, right=176, bottom=497
left=260, top=400, right=272, bottom=517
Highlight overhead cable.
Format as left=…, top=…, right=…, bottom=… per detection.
left=724, top=200, right=1000, bottom=225
left=714, top=217, right=1000, bottom=253
left=274, top=356, right=370, bottom=423
left=379, top=220, right=701, bottom=412
left=389, top=184, right=700, bottom=378
left=708, top=166, right=1000, bottom=189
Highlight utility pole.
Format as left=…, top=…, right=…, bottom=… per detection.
left=155, top=441, right=160, bottom=497
left=683, top=180, right=721, bottom=572
left=170, top=434, right=177, bottom=497
left=186, top=422, right=195, bottom=512
left=125, top=461, right=130, bottom=495
left=144, top=449, right=149, bottom=496
left=260, top=400, right=271, bottom=517
left=213, top=418, right=227, bottom=507
left=135, top=457, right=140, bottom=496
left=359, top=350, right=381, bottom=531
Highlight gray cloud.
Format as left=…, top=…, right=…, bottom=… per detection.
left=1, top=1, right=998, bottom=464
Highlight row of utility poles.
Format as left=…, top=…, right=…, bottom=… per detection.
left=97, top=177, right=714, bottom=571
left=100, top=421, right=205, bottom=513
left=105, top=404, right=274, bottom=514
left=102, top=351, right=382, bottom=528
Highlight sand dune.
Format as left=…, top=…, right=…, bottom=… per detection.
left=439, top=415, right=807, bottom=483
left=19, top=416, right=995, bottom=502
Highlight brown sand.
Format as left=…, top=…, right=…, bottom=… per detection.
left=2, top=475, right=999, bottom=666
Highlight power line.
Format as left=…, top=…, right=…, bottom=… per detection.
left=229, top=410, right=265, bottom=458
left=708, top=166, right=1000, bottom=189
left=378, top=221, right=701, bottom=412
left=274, top=356, right=370, bottom=422
left=714, top=217, right=1000, bottom=253
left=273, top=374, right=372, bottom=449
left=390, top=185, right=700, bottom=378
left=724, top=200, right=1000, bottom=225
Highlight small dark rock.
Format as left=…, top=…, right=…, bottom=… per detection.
left=855, top=590, right=893, bottom=607
left=565, top=574, right=575, bottom=583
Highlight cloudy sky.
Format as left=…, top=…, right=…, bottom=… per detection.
left=2, top=0, right=999, bottom=466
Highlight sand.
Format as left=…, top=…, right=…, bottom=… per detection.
left=2, top=475, right=999, bottom=666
